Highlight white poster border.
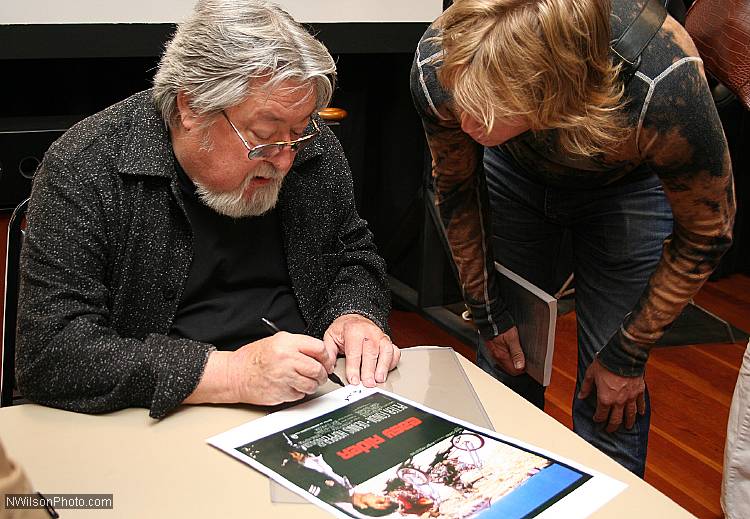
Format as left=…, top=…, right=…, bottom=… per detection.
left=208, top=386, right=626, bottom=519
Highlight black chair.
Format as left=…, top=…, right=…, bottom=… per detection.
left=1, top=197, right=29, bottom=407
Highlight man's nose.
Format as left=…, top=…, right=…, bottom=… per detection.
left=267, top=147, right=295, bottom=173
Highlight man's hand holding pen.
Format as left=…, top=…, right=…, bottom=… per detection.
left=186, top=332, right=334, bottom=406
left=228, top=332, right=336, bottom=403
left=262, top=318, right=345, bottom=387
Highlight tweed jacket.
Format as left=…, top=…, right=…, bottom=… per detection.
left=16, top=90, right=390, bottom=418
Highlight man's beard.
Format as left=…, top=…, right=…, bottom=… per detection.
left=193, top=163, right=284, bottom=218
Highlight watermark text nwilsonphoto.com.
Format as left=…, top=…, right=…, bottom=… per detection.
left=5, top=493, right=113, bottom=510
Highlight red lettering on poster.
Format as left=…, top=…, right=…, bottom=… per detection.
left=382, top=417, right=422, bottom=439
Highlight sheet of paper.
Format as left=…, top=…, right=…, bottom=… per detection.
left=208, top=387, right=625, bottom=519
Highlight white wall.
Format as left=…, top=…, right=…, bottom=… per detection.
left=0, top=0, right=443, bottom=24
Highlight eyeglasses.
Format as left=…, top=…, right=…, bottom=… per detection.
left=222, top=111, right=321, bottom=160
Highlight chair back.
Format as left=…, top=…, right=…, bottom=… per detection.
left=2, top=198, right=29, bottom=407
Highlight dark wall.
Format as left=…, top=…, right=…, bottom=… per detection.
left=1, top=57, right=159, bottom=118
left=328, top=54, right=427, bottom=266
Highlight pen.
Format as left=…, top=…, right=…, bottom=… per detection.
left=260, top=317, right=345, bottom=387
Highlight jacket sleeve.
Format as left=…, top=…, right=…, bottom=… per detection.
left=303, top=124, right=392, bottom=337
left=15, top=151, right=213, bottom=418
left=409, top=45, right=514, bottom=340
left=597, top=58, right=736, bottom=376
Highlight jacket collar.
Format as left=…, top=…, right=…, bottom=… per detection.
left=117, top=90, right=176, bottom=179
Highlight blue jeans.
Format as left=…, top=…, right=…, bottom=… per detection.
left=477, top=146, right=673, bottom=477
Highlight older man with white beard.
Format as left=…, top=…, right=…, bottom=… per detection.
left=15, top=0, right=398, bottom=419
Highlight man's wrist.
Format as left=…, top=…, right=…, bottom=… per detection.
left=477, top=309, right=515, bottom=340
left=184, top=350, right=238, bottom=404
left=331, top=310, right=385, bottom=333
left=597, top=332, right=648, bottom=377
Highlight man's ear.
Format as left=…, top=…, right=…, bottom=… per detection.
left=176, top=91, right=200, bottom=131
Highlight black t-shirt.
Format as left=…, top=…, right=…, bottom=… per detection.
left=169, top=164, right=306, bottom=350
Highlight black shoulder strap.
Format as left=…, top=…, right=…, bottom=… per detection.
left=610, top=0, right=668, bottom=83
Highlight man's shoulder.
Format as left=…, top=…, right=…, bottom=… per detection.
left=411, top=24, right=454, bottom=124
left=413, top=24, right=444, bottom=83
left=415, top=24, right=443, bottom=60
left=612, top=0, right=701, bottom=81
left=46, top=90, right=159, bottom=169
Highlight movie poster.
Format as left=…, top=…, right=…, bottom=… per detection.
left=208, top=387, right=625, bottom=519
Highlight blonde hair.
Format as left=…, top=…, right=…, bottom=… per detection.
left=438, top=0, right=628, bottom=156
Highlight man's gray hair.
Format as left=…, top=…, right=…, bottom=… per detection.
left=153, top=0, right=336, bottom=127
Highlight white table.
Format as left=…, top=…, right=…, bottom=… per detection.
left=0, top=347, right=693, bottom=518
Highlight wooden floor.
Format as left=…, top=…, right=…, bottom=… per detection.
left=389, top=274, right=750, bottom=519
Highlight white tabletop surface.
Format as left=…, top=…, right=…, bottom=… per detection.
left=0, top=347, right=693, bottom=518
